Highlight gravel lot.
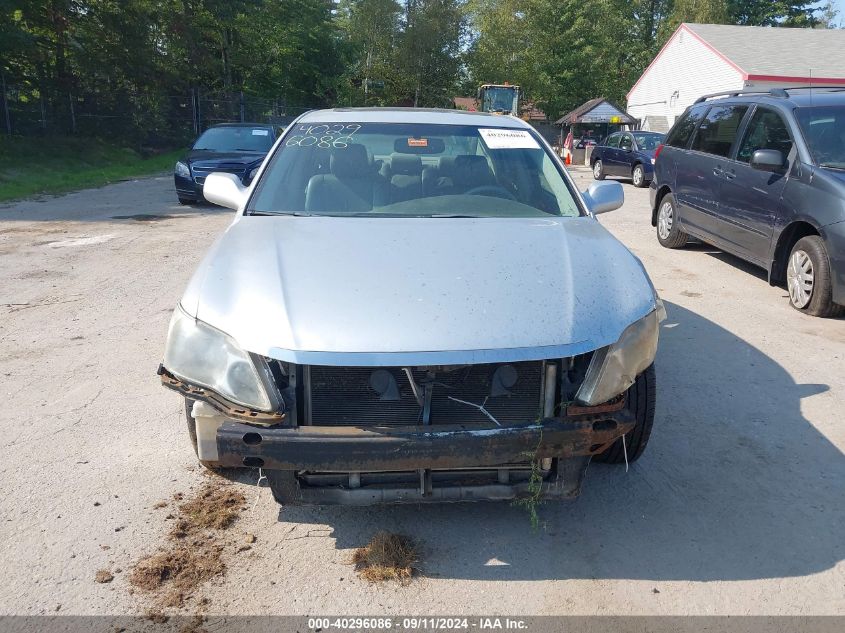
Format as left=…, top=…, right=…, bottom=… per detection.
left=1, top=168, right=843, bottom=616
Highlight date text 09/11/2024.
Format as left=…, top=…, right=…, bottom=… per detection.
left=306, top=618, right=528, bottom=630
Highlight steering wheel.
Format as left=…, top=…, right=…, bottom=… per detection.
left=464, top=185, right=517, bottom=201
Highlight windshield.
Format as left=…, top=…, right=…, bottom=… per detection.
left=193, top=127, right=274, bottom=152
left=632, top=133, right=664, bottom=151
left=795, top=106, right=845, bottom=169
left=482, top=87, right=518, bottom=113
left=248, top=122, right=581, bottom=218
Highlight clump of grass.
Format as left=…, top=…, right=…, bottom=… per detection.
left=513, top=431, right=545, bottom=530
left=129, top=481, right=245, bottom=611
left=129, top=541, right=224, bottom=592
left=175, top=483, right=245, bottom=532
left=352, top=531, right=419, bottom=584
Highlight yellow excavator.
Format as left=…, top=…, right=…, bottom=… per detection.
left=478, top=83, right=521, bottom=115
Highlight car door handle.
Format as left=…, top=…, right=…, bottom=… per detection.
left=713, top=166, right=724, bottom=177
left=724, top=169, right=736, bottom=180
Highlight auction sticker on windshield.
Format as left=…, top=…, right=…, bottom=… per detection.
left=479, top=128, right=540, bottom=150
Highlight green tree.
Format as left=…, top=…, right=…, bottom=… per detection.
left=727, top=0, right=819, bottom=26
left=338, top=0, right=404, bottom=105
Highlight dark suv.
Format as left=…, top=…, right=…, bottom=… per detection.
left=650, top=88, right=845, bottom=317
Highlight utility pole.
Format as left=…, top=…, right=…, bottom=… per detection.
left=1, top=71, right=11, bottom=136
left=69, top=92, right=76, bottom=134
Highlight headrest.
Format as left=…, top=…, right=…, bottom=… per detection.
left=390, top=153, right=422, bottom=176
left=438, top=155, right=457, bottom=174
left=331, top=144, right=370, bottom=178
left=454, top=155, right=494, bottom=183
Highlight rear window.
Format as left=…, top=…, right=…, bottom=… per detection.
left=690, top=105, right=748, bottom=158
left=665, top=106, right=706, bottom=148
left=632, top=133, right=664, bottom=150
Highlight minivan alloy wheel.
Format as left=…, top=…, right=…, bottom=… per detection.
left=657, top=201, right=673, bottom=240
left=788, top=249, right=814, bottom=309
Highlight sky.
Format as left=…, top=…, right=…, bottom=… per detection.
left=831, top=0, right=845, bottom=25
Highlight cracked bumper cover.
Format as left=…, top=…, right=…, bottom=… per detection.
left=215, top=404, right=634, bottom=471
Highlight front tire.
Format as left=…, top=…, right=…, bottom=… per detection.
left=632, top=164, right=647, bottom=188
left=267, top=470, right=303, bottom=506
left=592, top=160, right=605, bottom=180
left=656, top=193, right=688, bottom=249
left=787, top=236, right=844, bottom=318
left=593, top=364, right=656, bottom=464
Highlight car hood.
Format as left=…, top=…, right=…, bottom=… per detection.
left=819, top=166, right=845, bottom=185
left=185, top=150, right=265, bottom=168
left=180, top=216, right=658, bottom=364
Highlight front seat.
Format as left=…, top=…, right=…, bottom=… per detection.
left=388, top=153, right=423, bottom=203
left=305, top=144, right=388, bottom=213
left=453, top=155, right=496, bottom=193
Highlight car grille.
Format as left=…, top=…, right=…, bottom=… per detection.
left=307, top=362, right=544, bottom=427
left=191, top=167, right=245, bottom=185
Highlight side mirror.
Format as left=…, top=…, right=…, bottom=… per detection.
left=583, top=181, right=624, bottom=215
left=750, top=149, right=785, bottom=172
left=203, top=172, right=247, bottom=210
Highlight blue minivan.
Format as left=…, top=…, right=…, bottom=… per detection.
left=650, top=87, right=845, bottom=317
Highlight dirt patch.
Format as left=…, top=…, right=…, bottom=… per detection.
left=352, top=531, right=419, bottom=584
left=129, top=482, right=247, bottom=613
left=95, top=569, right=114, bottom=583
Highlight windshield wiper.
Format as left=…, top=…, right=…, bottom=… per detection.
left=430, top=214, right=485, bottom=218
left=819, top=162, right=845, bottom=171
left=247, top=211, right=315, bottom=217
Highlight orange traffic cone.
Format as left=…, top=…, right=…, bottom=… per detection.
left=565, top=152, right=571, bottom=166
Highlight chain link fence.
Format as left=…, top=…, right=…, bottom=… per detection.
left=0, top=84, right=313, bottom=147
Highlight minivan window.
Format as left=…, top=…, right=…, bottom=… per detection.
left=690, top=105, right=748, bottom=158
left=736, top=108, right=793, bottom=163
left=795, top=105, right=845, bottom=169
left=665, top=106, right=706, bottom=148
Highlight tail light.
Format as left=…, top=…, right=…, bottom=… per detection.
left=653, top=144, right=664, bottom=161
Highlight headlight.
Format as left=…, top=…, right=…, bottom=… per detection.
left=575, top=310, right=660, bottom=406
left=163, top=306, right=279, bottom=411
left=175, top=161, right=190, bottom=178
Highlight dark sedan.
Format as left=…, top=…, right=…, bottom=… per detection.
left=591, top=131, right=664, bottom=188
left=174, top=123, right=278, bottom=204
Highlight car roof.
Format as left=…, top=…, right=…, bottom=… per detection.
left=696, top=89, right=845, bottom=110
left=209, top=122, right=275, bottom=128
left=298, top=107, right=534, bottom=129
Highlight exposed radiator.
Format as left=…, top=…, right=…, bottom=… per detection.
left=307, top=362, right=544, bottom=427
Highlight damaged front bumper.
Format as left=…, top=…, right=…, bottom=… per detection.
left=214, top=404, right=633, bottom=472
left=161, top=363, right=637, bottom=504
